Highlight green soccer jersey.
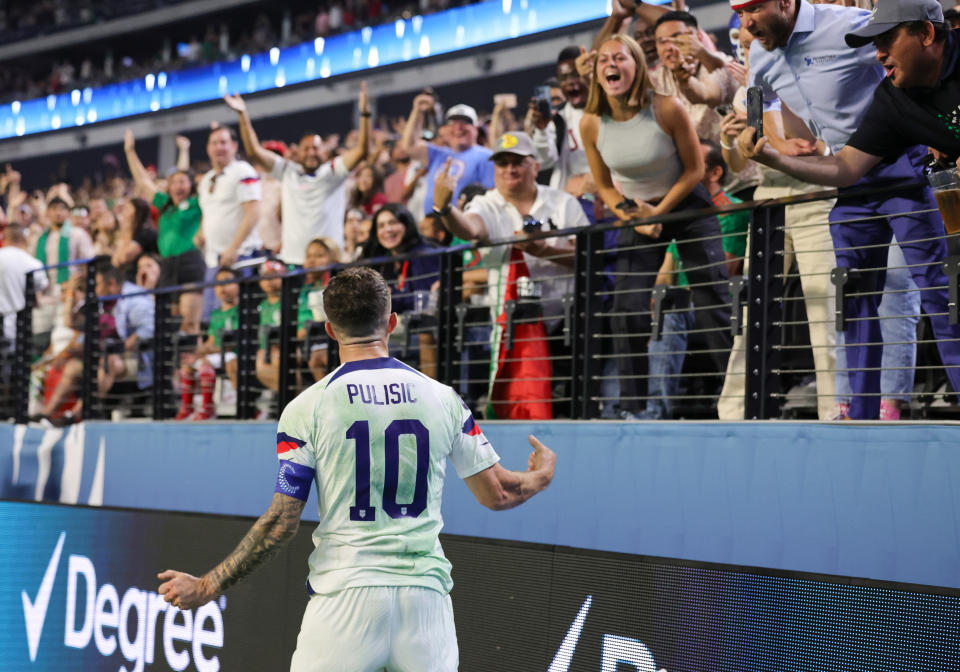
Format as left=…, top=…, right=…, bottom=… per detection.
left=297, top=281, right=325, bottom=332
left=207, top=305, right=238, bottom=348
left=259, top=296, right=282, bottom=350
left=274, top=357, right=500, bottom=595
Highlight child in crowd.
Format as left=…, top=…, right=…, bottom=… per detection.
left=255, top=259, right=285, bottom=392
left=297, top=237, right=341, bottom=382
left=176, top=267, right=240, bottom=420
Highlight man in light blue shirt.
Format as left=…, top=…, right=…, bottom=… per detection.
left=736, top=0, right=960, bottom=420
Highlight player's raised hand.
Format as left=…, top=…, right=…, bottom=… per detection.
left=158, top=569, right=217, bottom=611
left=526, top=434, right=556, bottom=483
left=223, top=93, right=246, bottom=114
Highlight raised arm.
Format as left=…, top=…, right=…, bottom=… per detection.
left=400, top=93, right=435, bottom=165
left=591, top=0, right=638, bottom=50
left=223, top=94, right=279, bottom=172
left=464, top=435, right=556, bottom=510
left=157, top=492, right=306, bottom=610
left=175, top=135, right=191, bottom=172
left=340, top=81, right=371, bottom=171
left=432, top=157, right=488, bottom=240
left=124, top=129, right=160, bottom=202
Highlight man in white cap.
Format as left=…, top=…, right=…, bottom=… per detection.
left=401, top=94, right=494, bottom=217
left=431, top=131, right=589, bottom=420
left=733, top=0, right=960, bottom=420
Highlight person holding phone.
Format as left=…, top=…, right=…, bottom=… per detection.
left=580, top=33, right=731, bottom=419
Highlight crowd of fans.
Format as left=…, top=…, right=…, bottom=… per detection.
left=0, top=0, right=478, bottom=105
left=2, top=0, right=959, bottom=425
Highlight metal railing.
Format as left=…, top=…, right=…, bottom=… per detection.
left=4, top=179, right=958, bottom=423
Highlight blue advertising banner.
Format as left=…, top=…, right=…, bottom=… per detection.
left=2, top=420, right=960, bottom=590
left=2, top=500, right=959, bottom=672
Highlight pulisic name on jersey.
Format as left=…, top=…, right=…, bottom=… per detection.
left=346, top=382, right=418, bottom=406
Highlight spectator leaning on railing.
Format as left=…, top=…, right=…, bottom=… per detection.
left=433, top=131, right=588, bottom=420
left=735, top=0, right=960, bottom=420
left=580, top=34, right=731, bottom=419
left=223, top=83, right=371, bottom=267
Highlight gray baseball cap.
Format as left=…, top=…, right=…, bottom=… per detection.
left=844, top=0, right=944, bottom=47
left=490, top=131, right=537, bottom=159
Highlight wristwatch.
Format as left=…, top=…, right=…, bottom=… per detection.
left=432, top=203, right=452, bottom=217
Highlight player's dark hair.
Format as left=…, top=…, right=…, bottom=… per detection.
left=655, top=11, right=698, bottom=31
left=215, top=266, right=239, bottom=278
left=701, top=139, right=727, bottom=183
left=557, top=45, right=581, bottom=63
left=323, top=266, right=392, bottom=338
left=904, top=20, right=948, bottom=42
left=47, top=196, right=70, bottom=209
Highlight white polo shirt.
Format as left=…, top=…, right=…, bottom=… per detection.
left=0, top=246, right=48, bottom=348
left=271, top=155, right=350, bottom=265
left=465, top=184, right=589, bottom=320
left=198, top=159, right=263, bottom=268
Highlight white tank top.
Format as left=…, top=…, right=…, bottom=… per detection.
left=596, top=105, right=683, bottom=202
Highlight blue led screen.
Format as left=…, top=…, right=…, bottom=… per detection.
left=0, top=0, right=620, bottom=140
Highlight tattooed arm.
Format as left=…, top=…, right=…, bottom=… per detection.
left=157, top=492, right=306, bottom=610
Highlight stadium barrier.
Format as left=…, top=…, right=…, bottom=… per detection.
left=5, top=179, right=960, bottom=424
left=4, top=417, right=960, bottom=671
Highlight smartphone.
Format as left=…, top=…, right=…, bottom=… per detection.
left=746, top=86, right=763, bottom=141
left=533, top=85, right=552, bottom=119
left=494, top=93, right=518, bottom=109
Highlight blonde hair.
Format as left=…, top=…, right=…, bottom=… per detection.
left=585, top=34, right=652, bottom=117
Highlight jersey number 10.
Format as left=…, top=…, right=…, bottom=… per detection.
left=347, top=419, right=429, bottom=521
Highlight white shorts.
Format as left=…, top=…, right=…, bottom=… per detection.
left=289, top=586, right=458, bottom=672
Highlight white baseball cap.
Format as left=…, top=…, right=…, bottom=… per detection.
left=445, top=104, right=479, bottom=125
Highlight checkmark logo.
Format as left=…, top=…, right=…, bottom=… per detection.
left=547, top=595, right=592, bottom=672
left=22, top=531, right=65, bottom=662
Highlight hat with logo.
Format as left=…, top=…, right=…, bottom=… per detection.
left=489, top=131, right=537, bottom=160
left=444, top=104, right=479, bottom=125
left=261, top=259, right=287, bottom=274
left=844, top=0, right=944, bottom=48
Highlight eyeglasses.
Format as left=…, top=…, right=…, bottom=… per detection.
left=493, top=156, right=529, bottom=168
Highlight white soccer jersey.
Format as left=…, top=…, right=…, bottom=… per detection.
left=274, top=356, right=499, bottom=596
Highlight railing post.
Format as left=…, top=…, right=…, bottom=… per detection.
left=13, top=272, right=36, bottom=424
left=436, top=248, right=462, bottom=387
left=578, top=228, right=603, bottom=419
left=277, top=272, right=303, bottom=412
left=152, top=291, right=174, bottom=419
left=80, top=261, right=99, bottom=419
left=236, top=278, right=260, bottom=420
left=743, top=203, right=785, bottom=419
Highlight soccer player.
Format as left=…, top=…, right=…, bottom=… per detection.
left=157, top=266, right=557, bottom=671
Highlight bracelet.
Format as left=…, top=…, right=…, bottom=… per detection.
left=720, top=138, right=736, bottom=151
left=432, top=204, right=452, bottom=217
left=359, top=111, right=372, bottom=117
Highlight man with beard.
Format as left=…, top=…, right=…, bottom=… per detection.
left=735, top=0, right=960, bottom=420
left=527, top=47, right=594, bottom=198
left=224, top=84, right=371, bottom=266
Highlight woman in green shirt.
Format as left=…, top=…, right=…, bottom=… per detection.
left=124, top=129, right=205, bottom=334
